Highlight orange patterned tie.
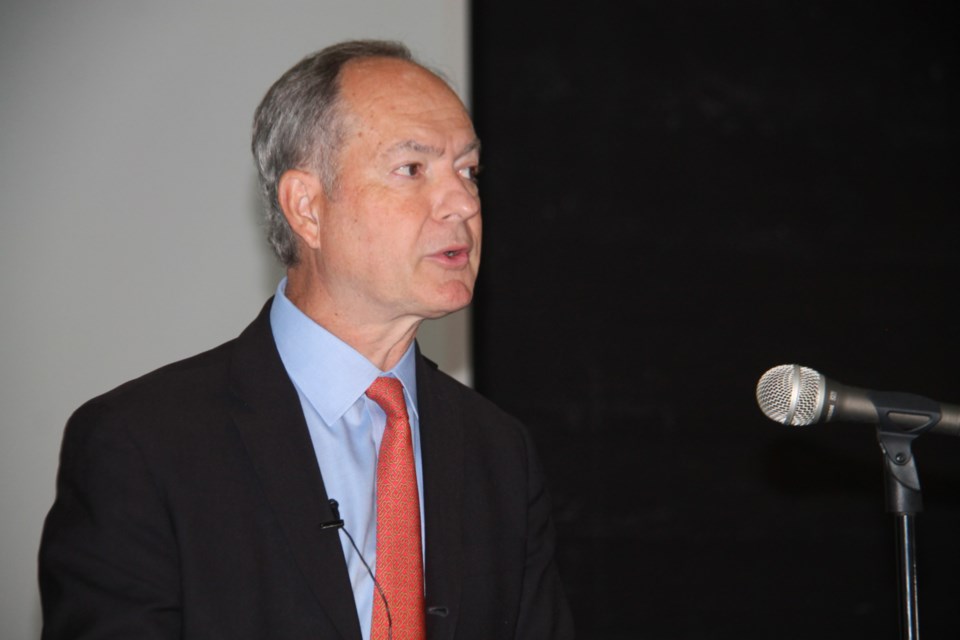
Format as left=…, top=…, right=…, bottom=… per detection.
left=366, top=377, right=426, bottom=640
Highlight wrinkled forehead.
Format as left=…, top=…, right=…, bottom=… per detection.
left=337, top=57, right=474, bottom=135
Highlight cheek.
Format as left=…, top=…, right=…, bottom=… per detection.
left=334, top=188, right=430, bottom=266
left=471, top=217, right=483, bottom=253
left=339, top=195, right=391, bottom=246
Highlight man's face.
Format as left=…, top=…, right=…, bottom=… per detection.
left=313, top=58, right=482, bottom=325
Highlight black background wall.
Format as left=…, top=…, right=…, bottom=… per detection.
left=470, top=2, right=959, bottom=638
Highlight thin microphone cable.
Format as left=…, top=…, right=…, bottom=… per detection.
left=327, top=500, right=394, bottom=640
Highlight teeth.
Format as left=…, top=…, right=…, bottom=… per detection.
left=445, top=251, right=457, bottom=257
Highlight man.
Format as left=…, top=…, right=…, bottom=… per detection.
left=39, top=40, right=573, bottom=639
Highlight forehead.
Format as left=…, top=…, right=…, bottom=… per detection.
left=337, top=58, right=476, bottom=147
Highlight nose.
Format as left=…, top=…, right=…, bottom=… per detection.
left=434, top=169, right=481, bottom=222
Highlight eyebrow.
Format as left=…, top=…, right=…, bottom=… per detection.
left=384, top=138, right=482, bottom=159
left=457, top=138, right=482, bottom=159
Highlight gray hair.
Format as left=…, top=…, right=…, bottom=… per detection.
left=251, top=40, right=414, bottom=266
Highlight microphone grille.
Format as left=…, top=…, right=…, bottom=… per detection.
left=756, top=364, right=824, bottom=426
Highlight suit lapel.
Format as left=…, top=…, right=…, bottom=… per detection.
left=227, top=300, right=362, bottom=640
left=417, top=352, right=465, bottom=640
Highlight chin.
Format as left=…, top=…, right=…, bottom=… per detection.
left=421, top=283, right=474, bottom=318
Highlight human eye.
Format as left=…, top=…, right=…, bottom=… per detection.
left=394, top=163, right=423, bottom=178
left=459, top=164, right=482, bottom=183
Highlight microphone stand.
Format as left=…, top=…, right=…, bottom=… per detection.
left=877, top=428, right=921, bottom=640
left=874, top=397, right=938, bottom=640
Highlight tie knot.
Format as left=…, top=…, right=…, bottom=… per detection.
left=365, top=376, right=407, bottom=421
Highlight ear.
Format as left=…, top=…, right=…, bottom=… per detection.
left=277, top=169, right=325, bottom=251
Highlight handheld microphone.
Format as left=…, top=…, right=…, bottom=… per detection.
left=755, top=364, right=960, bottom=437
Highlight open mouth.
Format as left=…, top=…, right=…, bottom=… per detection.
left=433, top=246, right=470, bottom=266
left=439, top=246, right=469, bottom=258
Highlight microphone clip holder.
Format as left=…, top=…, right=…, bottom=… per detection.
left=877, top=431, right=923, bottom=515
left=872, top=395, right=937, bottom=640
left=872, top=392, right=938, bottom=516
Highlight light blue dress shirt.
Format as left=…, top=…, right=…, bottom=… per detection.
left=269, top=279, right=424, bottom=640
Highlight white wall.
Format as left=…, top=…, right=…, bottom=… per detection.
left=0, top=1, right=470, bottom=636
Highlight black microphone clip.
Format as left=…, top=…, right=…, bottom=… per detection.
left=320, top=498, right=345, bottom=530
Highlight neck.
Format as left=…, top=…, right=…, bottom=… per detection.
left=284, top=268, right=421, bottom=372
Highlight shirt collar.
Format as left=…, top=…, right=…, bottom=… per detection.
left=269, top=278, right=419, bottom=425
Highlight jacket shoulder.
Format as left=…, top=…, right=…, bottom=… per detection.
left=73, top=337, right=237, bottom=423
left=72, top=299, right=276, bottom=427
left=417, top=355, right=530, bottom=443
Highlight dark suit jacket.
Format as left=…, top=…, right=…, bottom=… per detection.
left=39, top=300, right=573, bottom=639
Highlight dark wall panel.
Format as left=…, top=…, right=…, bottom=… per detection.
left=471, top=2, right=959, bottom=638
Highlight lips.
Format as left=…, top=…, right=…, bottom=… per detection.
left=430, top=244, right=472, bottom=267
